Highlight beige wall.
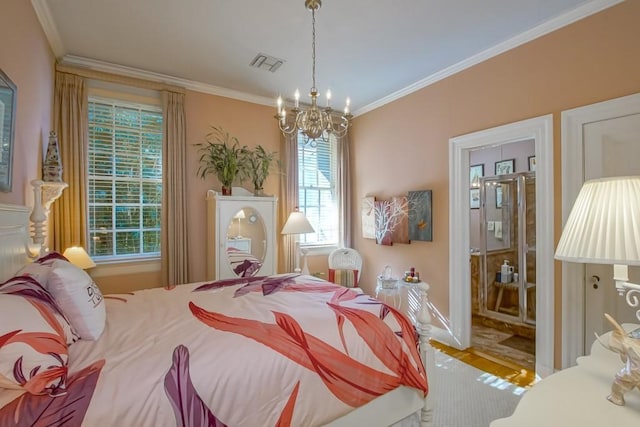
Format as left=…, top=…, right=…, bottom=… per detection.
left=0, top=0, right=54, bottom=206
left=184, top=91, right=281, bottom=282
left=351, top=1, right=640, bottom=365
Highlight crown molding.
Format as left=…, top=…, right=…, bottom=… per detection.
left=354, top=0, right=625, bottom=116
left=31, top=0, right=65, bottom=57
left=34, top=0, right=623, bottom=116
left=59, top=55, right=276, bottom=107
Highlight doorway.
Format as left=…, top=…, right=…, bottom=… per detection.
left=560, top=92, right=640, bottom=368
left=449, top=114, right=554, bottom=379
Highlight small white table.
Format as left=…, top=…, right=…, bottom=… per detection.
left=375, top=279, right=422, bottom=315
left=491, top=324, right=640, bottom=427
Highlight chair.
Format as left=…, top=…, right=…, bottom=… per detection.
left=328, top=248, right=362, bottom=288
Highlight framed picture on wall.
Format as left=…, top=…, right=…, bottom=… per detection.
left=495, top=159, right=515, bottom=175
left=470, top=164, right=484, bottom=187
left=528, top=155, right=536, bottom=171
left=470, top=188, right=480, bottom=209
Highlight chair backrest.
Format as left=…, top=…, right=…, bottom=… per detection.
left=328, top=248, right=363, bottom=287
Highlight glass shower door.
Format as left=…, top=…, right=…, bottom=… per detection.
left=479, top=172, right=535, bottom=325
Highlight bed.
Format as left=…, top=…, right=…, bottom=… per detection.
left=0, top=203, right=435, bottom=426
left=226, top=246, right=262, bottom=277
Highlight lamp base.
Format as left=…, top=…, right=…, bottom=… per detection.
left=300, top=248, right=310, bottom=275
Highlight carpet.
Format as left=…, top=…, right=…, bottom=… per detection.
left=430, top=350, right=527, bottom=427
left=498, top=335, right=535, bottom=355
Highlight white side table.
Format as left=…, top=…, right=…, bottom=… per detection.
left=375, top=279, right=423, bottom=316
left=490, top=324, right=640, bottom=427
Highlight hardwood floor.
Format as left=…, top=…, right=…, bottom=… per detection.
left=471, top=321, right=535, bottom=372
left=431, top=319, right=537, bottom=388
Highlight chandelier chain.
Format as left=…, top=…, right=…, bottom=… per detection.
left=311, top=8, right=316, bottom=91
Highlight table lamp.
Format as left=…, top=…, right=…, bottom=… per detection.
left=555, top=176, right=640, bottom=406
left=63, top=246, right=96, bottom=270
left=555, top=176, right=640, bottom=317
left=281, top=209, right=315, bottom=275
left=234, top=209, right=246, bottom=237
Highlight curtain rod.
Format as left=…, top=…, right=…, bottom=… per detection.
left=55, top=63, right=186, bottom=94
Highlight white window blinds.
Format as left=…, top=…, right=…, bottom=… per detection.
left=297, top=133, right=339, bottom=247
left=87, top=97, right=162, bottom=260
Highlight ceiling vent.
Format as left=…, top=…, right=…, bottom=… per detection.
left=250, top=53, right=284, bottom=73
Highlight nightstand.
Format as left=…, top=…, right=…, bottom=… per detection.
left=491, top=324, right=640, bottom=426
left=376, top=279, right=423, bottom=316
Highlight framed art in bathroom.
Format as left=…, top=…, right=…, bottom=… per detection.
left=495, top=159, right=514, bottom=176
left=470, top=188, right=480, bottom=209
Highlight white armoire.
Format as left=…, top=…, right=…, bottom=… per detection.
left=206, top=189, right=278, bottom=280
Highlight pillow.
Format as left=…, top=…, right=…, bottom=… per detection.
left=17, top=251, right=68, bottom=285
left=0, top=275, right=78, bottom=345
left=45, top=259, right=106, bottom=340
left=0, top=278, right=71, bottom=396
left=328, top=268, right=359, bottom=288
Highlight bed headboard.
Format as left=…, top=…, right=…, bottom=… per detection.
left=0, top=203, right=35, bottom=283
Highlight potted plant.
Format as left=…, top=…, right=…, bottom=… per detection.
left=196, top=126, right=249, bottom=195
left=247, top=145, right=278, bottom=196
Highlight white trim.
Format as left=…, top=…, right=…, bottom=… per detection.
left=560, top=92, right=640, bottom=369
left=355, top=0, right=623, bottom=116
left=31, top=0, right=65, bottom=58
left=449, top=114, right=554, bottom=378
left=60, top=55, right=276, bottom=107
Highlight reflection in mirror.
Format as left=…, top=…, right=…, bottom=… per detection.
left=0, top=69, right=17, bottom=192
left=226, top=207, right=267, bottom=277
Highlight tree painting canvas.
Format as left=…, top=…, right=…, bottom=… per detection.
left=361, top=196, right=376, bottom=239
left=374, top=200, right=393, bottom=246
left=408, top=190, right=432, bottom=242
left=390, top=195, right=410, bottom=244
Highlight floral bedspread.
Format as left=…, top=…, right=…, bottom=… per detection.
left=0, top=274, right=427, bottom=426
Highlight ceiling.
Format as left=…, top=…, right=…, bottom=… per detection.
left=34, top=0, right=619, bottom=115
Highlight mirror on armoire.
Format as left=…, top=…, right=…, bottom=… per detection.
left=225, top=207, right=267, bottom=277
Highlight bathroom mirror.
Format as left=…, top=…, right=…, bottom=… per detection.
left=225, top=207, right=267, bottom=277
left=0, top=69, right=17, bottom=192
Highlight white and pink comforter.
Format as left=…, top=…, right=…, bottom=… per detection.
left=0, top=274, right=427, bottom=426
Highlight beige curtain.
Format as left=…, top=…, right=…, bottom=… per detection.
left=337, top=134, right=352, bottom=248
left=278, top=132, right=299, bottom=273
left=161, top=91, right=190, bottom=285
left=52, top=72, right=88, bottom=252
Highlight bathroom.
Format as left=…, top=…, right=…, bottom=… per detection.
left=469, top=139, right=536, bottom=371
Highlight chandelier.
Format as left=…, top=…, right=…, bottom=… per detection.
left=275, top=0, right=352, bottom=146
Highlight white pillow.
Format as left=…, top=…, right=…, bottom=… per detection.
left=46, top=259, right=106, bottom=340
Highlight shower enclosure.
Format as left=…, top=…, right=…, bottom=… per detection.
left=479, top=172, right=536, bottom=325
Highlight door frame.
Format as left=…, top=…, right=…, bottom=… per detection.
left=449, top=114, right=554, bottom=378
left=560, top=92, right=640, bottom=368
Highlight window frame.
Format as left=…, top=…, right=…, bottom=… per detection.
left=86, top=93, right=163, bottom=263
left=296, top=132, right=343, bottom=252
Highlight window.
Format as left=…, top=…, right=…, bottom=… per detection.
left=87, top=96, right=163, bottom=260
left=297, top=133, right=339, bottom=247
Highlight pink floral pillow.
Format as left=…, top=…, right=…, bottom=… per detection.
left=0, top=276, right=74, bottom=396
left=19, top=251, right=106, bottom=341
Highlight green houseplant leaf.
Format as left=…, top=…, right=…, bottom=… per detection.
left=195, top=126, right=250, bottom=190
left=247, top=145, right=278, bottom=191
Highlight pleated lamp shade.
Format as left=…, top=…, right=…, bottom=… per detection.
left=555, top=176, right=640, bottom=265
